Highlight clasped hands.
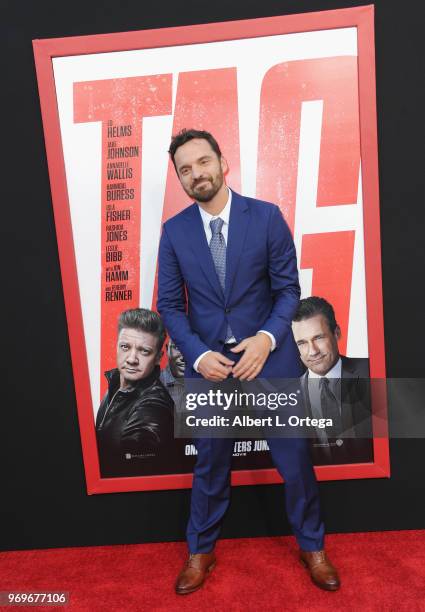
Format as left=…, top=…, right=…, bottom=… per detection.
left=197, top=333, right=272, bottom=382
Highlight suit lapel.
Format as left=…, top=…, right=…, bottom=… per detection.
left=341, top=356, right=358, bottom=380
left=225, top=191, right=250, bottom=300
left=184, top=204, right=224, bottom=301
left=341, top=357, right=357, bottom=431
left=301, top=372, right=312, bottom=417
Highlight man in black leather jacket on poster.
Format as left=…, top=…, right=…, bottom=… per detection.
left=96, top=308, right=174, bottom=477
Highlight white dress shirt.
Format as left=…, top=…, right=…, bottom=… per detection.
left=198, top=187, right=232, bottom=245
left=193, top=188, right=276, bottom=372
left=308, top=358, right=342, bottom=380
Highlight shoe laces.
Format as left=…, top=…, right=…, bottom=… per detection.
left=307, top=550, right=327, bottom=568
left=187, top=554, right=198, bottom=569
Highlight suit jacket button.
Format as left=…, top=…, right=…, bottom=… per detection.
left=225, top=308, right=231, bottom=313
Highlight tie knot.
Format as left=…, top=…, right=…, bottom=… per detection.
left=210, top=217, right=224, bottom=235
left=319, top=376, right=330, bottom=389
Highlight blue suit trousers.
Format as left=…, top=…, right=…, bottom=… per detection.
left=187, top=348, right=325, bottom=553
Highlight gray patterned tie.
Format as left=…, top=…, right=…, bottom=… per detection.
left=209, top=218, right=233, bottom=342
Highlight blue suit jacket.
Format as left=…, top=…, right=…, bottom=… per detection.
left=157, top=190, right=302, bottom=378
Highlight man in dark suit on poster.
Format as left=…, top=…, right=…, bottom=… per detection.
left=158, top=129, right=340, bottom=593
left=292, top=296, right=373, bottom=466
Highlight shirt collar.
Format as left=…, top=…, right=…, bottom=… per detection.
left=308, top=357, right=342, bottom=379
left=198, top=187, right=232, bottom=233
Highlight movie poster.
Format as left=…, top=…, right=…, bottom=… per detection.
left=33, top=6, right=389, bottom=493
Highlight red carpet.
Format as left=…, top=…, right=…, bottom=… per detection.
left=1, top=531, right=425, bottom=611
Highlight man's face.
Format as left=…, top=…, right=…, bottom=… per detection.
left=117, top=328, right=161, bottom=389
left=168, top=341, right=185, bottom=379
left=292, top=314, right=340, bottom=376
left=173, top=138, right=228, bottom=202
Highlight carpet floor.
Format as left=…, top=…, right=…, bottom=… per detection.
left=1, top=530, right=425, bottom=611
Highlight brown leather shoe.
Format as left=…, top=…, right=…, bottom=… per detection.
left=300, top=550, right=340, bottom=591
left=175, top=552, right=216, bottom=595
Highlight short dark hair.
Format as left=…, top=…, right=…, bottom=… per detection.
left=292, top=296, right=338, bottom=333
left=118, top=308, right=166, bottom=354
left=168, top=129, right=222, bottom=169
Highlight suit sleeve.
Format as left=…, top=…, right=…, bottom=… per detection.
left=157, top=223, right=210, bottom=369
left=260, top=204, right=301, bottom=347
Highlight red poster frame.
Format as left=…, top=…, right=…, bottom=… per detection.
left=33, top=5, right=389, bottom=494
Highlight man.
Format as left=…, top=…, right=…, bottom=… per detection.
left=292, top=296, right=373, bottom=465
left=160, top=340, right=186, bottom=413
left=157, top=129, right=340, bottom=593
left=96, top=308, right=174, bottom=477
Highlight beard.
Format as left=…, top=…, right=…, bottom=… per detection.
left=185, top=173, right=224, bottom=202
